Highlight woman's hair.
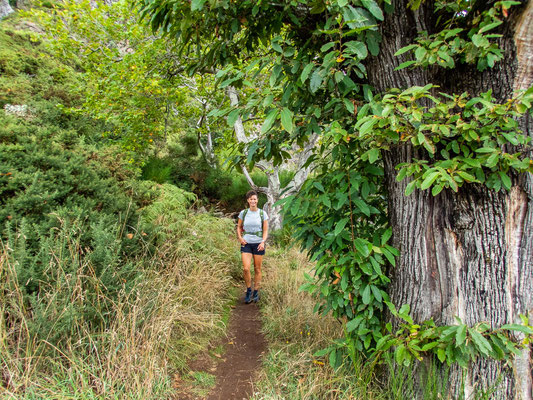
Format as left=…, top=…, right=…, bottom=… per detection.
left=246, top=190, right=258, bottom=200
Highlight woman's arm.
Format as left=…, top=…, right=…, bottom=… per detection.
left=237, top=218, right=247, bottom=245
left=258, top=220, right=268, bottom=250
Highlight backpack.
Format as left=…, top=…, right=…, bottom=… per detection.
left=242, top=208, right=264, bottom=237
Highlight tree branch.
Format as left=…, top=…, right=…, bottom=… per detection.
left=241, top=165, right=268, bottom=193
left=227, top=85, right=257, bottom=144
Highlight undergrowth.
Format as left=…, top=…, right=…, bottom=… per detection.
left=0, top=184, right=240, bottom=399
left=252, top=247, right=460, bottom=400
left=252, top=248, right=383, bottom=399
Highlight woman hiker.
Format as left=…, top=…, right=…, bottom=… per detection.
left=237, top=190, right=269, bottom=304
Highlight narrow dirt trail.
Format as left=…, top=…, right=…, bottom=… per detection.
left=206, top=294, right=267, bottom=400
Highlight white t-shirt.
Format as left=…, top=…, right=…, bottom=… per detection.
left=238, top=209, right=269, bottom=244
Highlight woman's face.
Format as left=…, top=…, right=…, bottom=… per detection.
left=247, top=195, right=258, bottom=208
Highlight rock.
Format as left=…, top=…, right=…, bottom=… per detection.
left=0, top=0, right=14, bottom=20
left=3, top=104, right=32, bottom=118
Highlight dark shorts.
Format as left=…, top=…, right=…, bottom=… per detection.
left=241, top=242, right=266, bottom=255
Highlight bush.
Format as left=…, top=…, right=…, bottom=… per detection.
left=0, top=28, right=81, bottom=108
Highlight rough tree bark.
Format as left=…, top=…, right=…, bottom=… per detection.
left=366, top=1, right=533, bottom=398
left=227, top=86, right=316, bottom=230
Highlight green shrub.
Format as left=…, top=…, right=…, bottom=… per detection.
left=141, top=157, right=174, bottom=183
left=0, top=28, right=80, bottom=108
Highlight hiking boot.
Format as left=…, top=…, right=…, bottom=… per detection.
left=252, top=289, right=260, bottom=303
left=244, top=287, right=252, bottom=304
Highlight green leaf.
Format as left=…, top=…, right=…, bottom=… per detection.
left=471, top=34, right=487, bottom=48
left=370, top=256, right=382, bottom=275
left=343, top=98, right=355, bottom=114
left=346, top=316, right=363, bottom=332
left=246, top=141, right=259, bottom=165
left=478, top=21, right=503, bottom=34
left=345, top=41, right=368, bottom=59
left=469, top=329, right=492, bottom=356
left=261, top=109, right=279, bottom=134
left=191, top=0, right=206, bottom=11
left=456, top=171, right=477, bottom=182
left=362, top=285, right=372, bottom=304
left=437, top=347, right=446, bottom=362
left=382, top=247, right=396, bottom=266
left=272, top=41, right=283, bottom=53
left=366, top=30, right=381, bottom=56
left=354, top=198, right=371, bottom=217
left=310, top=69, right=324, bottom=93
left=334, top=217, right=349, bottom=236
left=313, top=181, right=325, bottom=192
left=381, top=228, right=392, bottom=245
left=405, top=180, right=417, bottom=196
left=359, top=118, right=378, bottom=135
left=370, top=285, right=382, bottom=302
left=280, top=107, right=294, bottom=133
left=420, top=171, right=439, bottom=190
left=455, top=324, right=467, bottom=347
left=313, top=348, right=330, bottom=357
left=421, top=342, right=439, bottom=351
left=499, top=171, right=512, bottom=190
left=395, top=60, right=417, bottom=70
left=329, top=349, right=337, bottom=368
left=354, top=238, right=370, bottom=257
left=398, top=304, right=410, bottom=316
left=476, top=147, right=497, bottom=153
left=301, top=62, right=314, bottom=83
left=501, top=324, right=533, bottom=334
left=341, top=271, right=349, bottom=291
left=395, top=344, right=406, bottom=364
left=394, top=44, right=417, bottom=56
left=432, top=184, right=444, bottom=196
left=368, top=148, right=379, bottom=163
left=321, top=41, right=336, bottom=52
left=227, top=109, right=240, bottom=127
left=361, top=0, right=384, bottom=20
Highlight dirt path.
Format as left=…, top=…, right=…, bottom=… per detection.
left=206, top=293, right=267, bottom=400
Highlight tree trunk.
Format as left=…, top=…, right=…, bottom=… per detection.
left=366, top=1, right=533, bottom=398
left=0, top=0, right=13, bottom=19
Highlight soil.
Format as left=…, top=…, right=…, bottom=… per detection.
left=173, top=291, right=267, bottom=400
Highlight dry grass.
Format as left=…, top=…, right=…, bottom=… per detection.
left=259, top=248, right=342, bottom=346
left=0, top=190, right=241, bottom=399
left=252, top=246, right=386, bottom=400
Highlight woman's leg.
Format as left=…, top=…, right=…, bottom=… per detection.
left=242, top=252, right=253, bottom=288
left=252, top=254, right=263, bottom=290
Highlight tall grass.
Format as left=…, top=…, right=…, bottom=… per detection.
left=252, top=247, right=385, bottom=400
left=0, top=184, right=240, bottom=399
